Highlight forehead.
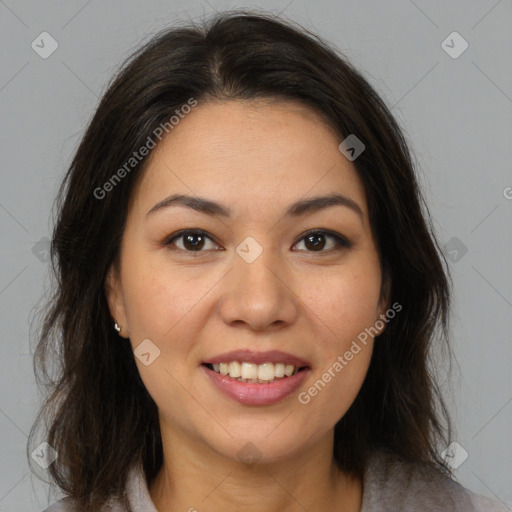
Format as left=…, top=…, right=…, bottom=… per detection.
left=129, top=99, right=368, bottom=222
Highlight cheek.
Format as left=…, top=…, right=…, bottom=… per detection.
left=302, top=263, right=382, bottom=349
left=295, top=263, right=380, bottom=413
left=121, top=255, right=207, bottom=342
left=298, top=290, right=377, bottom=428
left=300, top=348, right=372, bottom=434
left=121, top=261, right=202, bottom=420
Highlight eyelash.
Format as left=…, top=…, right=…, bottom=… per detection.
left=162, top=229, right=351, bottom=256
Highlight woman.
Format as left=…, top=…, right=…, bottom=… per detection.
left=31, top=10, right=508, bottom=512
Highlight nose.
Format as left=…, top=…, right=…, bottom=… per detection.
left=218, top=244, right=299, bottom=332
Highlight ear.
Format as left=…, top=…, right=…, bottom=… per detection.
left=104, top=264, right=129, bottom=338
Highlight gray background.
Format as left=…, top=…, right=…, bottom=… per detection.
left=1, top=0, right=511, bottom=510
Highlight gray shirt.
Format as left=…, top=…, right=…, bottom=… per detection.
left=43, top=449, right=510, bottom=511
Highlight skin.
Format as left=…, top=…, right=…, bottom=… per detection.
left=106, top=99, right=390, bottom=512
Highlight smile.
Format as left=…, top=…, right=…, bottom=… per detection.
left=205, top=361, right=301, bottom=383
left=202, top=365, right=310, bottom=405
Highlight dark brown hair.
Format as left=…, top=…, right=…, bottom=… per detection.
left=29, top=9, right=455, bottom=509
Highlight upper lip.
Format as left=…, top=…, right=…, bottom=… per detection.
left=203, top=349, right=311, bottom=368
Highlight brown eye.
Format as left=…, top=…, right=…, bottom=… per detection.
left=293, top=230, right=351, bottom=253
left=181, top=232, right=206, bottom=251
left=163, top=229, right=351, bottom=256
left=164, top=230, right=219, bottom=253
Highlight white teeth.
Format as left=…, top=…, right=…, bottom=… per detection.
left=257, top=362, right=275, bottom=381
left=241, top=362, right=258, bottom=380
left=228, top=361, right=241, bottom=378
left=274, top=363, right=285, bottom=378
left=284, top=364, right=294, bottom=377
left=208, top=360, right=303, bottom=381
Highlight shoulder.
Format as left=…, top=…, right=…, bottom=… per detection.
left=361, top=449, right=510, bottom=512
left=469, top=492, right=512, bottom=512
left=41, top=464, right=156, bottom=511
left=42, top=498, right=74, bottom=511
left=41, top=495, right=125, bottom=511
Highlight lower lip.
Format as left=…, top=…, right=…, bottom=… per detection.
left=201, top=365, right=310, bottom=405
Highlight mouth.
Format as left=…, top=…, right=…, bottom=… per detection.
left=200, top=350, right=311, bottom=405
left=201, top=361, right=308, bottom=383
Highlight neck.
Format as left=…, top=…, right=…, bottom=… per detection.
left=149, top=426, right=363, bottom=512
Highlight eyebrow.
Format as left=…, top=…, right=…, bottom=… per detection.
left=146, top=193, right=363, bottom=220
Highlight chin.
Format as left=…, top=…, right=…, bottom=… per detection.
left=199, top=420, right=320, bottom=467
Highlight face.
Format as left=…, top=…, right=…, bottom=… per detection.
left=106, top=99, right=389, bottom=464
